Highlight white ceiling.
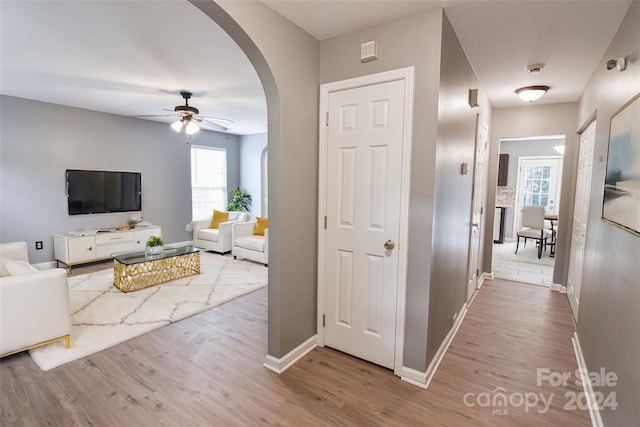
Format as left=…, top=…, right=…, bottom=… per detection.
left=0, top=0, right=267, bottom=135
left=0, top=0, right=633, bottom=135
left=264, top=0, right=632, bottom=108
left=443, top=0, right=632, bottom=108
left=263, top=0, right=458, bottom=41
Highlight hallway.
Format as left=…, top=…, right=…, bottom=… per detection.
left=1, top=277, right=589, bottom=426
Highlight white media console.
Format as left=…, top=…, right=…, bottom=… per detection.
left=53, top=226, right=161, bottom=272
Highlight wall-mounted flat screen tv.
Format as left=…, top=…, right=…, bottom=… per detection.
left=66, top=169, right=142, bottom=215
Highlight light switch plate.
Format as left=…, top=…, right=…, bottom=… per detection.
left=461, top=162, right=470, bottom=175
left=468, top=89, right=479, bottom=108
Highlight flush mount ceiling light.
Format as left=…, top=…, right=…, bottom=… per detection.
left=553, top=141, right=565, bottom=155
left=515, top=85, right=550, bottom=102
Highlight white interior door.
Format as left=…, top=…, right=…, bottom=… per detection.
left=568, top=120, right=596, bottom=320
left=467, top=119, right=488, bottom=301
left=514, top=156, right=563, bottom=234
left=323, top=79, right=406, bottom=370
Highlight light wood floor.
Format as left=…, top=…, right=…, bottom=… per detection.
left=0, top=277, right=589, bottom=426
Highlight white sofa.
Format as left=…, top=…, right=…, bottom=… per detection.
left=0, top=242, right=71, bottom=357
left=232, top=222, right=268, bottom=266
left=192, top=211, right=250, bottom=254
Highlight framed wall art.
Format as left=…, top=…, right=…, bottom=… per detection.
left=602, top=92, right=640, bottom=236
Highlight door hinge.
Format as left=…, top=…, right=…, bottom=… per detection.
left=325, top=112, right=329, bottom=126
left=476, top=268, right=480, bottom=276
left=322, top=314, right=326, bottom=327
left=480, top=207, right=483, bottom=215
left=324, top=216, right=327, bottom=229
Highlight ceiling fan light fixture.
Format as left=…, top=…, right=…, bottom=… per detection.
left=515, top=85, right=549, bottom=102
left=185, top=121, right=200, bottom=135
left=170, top=119, right=184, bottom=133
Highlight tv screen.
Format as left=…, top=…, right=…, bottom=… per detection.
left=66, top=169, right=142, bottom=215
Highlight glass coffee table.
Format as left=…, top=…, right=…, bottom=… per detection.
left=112, top=245, right=200, bottom=293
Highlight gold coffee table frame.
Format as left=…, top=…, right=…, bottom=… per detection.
left=113, top=246, right=200, bottom=293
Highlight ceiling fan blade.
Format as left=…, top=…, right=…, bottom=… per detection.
left=200, top=116, right=235, bottom=124
left=199, top=118, right=229, bottom=132
left=131, top=114, right=180, bottom=118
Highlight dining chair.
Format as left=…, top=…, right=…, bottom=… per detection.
left=515, top=205, right=551, bottom=259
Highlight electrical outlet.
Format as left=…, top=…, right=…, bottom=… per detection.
left=185, top=223, right=192, bottom=232
left=35, top=241, right=43, bottom=250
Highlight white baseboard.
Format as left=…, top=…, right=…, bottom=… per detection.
left=263, top=335, right=317, bottom=374
left=479, top=272, right=492, bottom=287
left=401, top=302, right=469, bottom=389
left=400, top=366, right=428, bottom=389
left=572, top=332, right=604, bottom=427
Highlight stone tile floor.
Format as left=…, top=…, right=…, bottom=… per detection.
left=492, top=239, right=554, bottom=287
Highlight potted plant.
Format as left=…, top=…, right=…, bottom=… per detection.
left=227, top=188, right=252, bottom=212
left=145, top=235, right=164, bottom=256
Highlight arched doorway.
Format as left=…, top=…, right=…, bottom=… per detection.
left=189, top=0, right=320, bottom=367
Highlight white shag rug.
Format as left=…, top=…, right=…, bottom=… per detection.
left=29, top=252, right=267, bottom=371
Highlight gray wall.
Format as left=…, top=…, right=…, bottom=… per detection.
left=192, top=0, right=320, bottom=358
left=575, top=2, right=640, bottom=424
left=0, top=95, right=240, bottom=264
left=238, top=132, right=267, bottom=218
left=426, top=13, right=480, bottom=365
left=499, top=138, right=563, bottom=238
left=320, top=10, right=443, bottom=372
left=486, top=102, right=579, bottom=285
left=319, top=10, right=492, bottom=372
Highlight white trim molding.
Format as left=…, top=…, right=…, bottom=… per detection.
left=401, top=302, right=469, bottom=389
left=478, top=272, right=491, bottom=287
left=572, top=332, right=604, bottom=427
left=400, top=367, right=428, bottom=389
left=263, top=335, right=317, bottom=374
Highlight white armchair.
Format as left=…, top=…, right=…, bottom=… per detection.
left=192, top=211, right=249, bottom=254
left=232, top=222, right=268, bottom=266
left=0, top=242, right=71, bottom=357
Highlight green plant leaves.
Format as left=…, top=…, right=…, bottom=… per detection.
left=227, top=188, right=252, bottom=212
left=146, top=235, right=164, bottom=247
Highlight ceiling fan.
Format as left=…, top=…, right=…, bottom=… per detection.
left=133, top=91, right=234, bottom=134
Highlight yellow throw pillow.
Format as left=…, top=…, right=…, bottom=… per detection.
left=209, top=210, right=229, bottom=229
left=254, top=217, right=268, bottom=236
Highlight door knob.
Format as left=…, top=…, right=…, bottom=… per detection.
left=472, top=223, right=479, bottom=227
left=384, top=240, right=396, bottom=250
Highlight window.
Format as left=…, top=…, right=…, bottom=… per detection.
left=522, top=165, right=552, bottom=208
left=517, top=158, right=562, bottom=214
left=513, top=156, right=563, bottom=238
left=191, top=146, right=227, bottom=220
